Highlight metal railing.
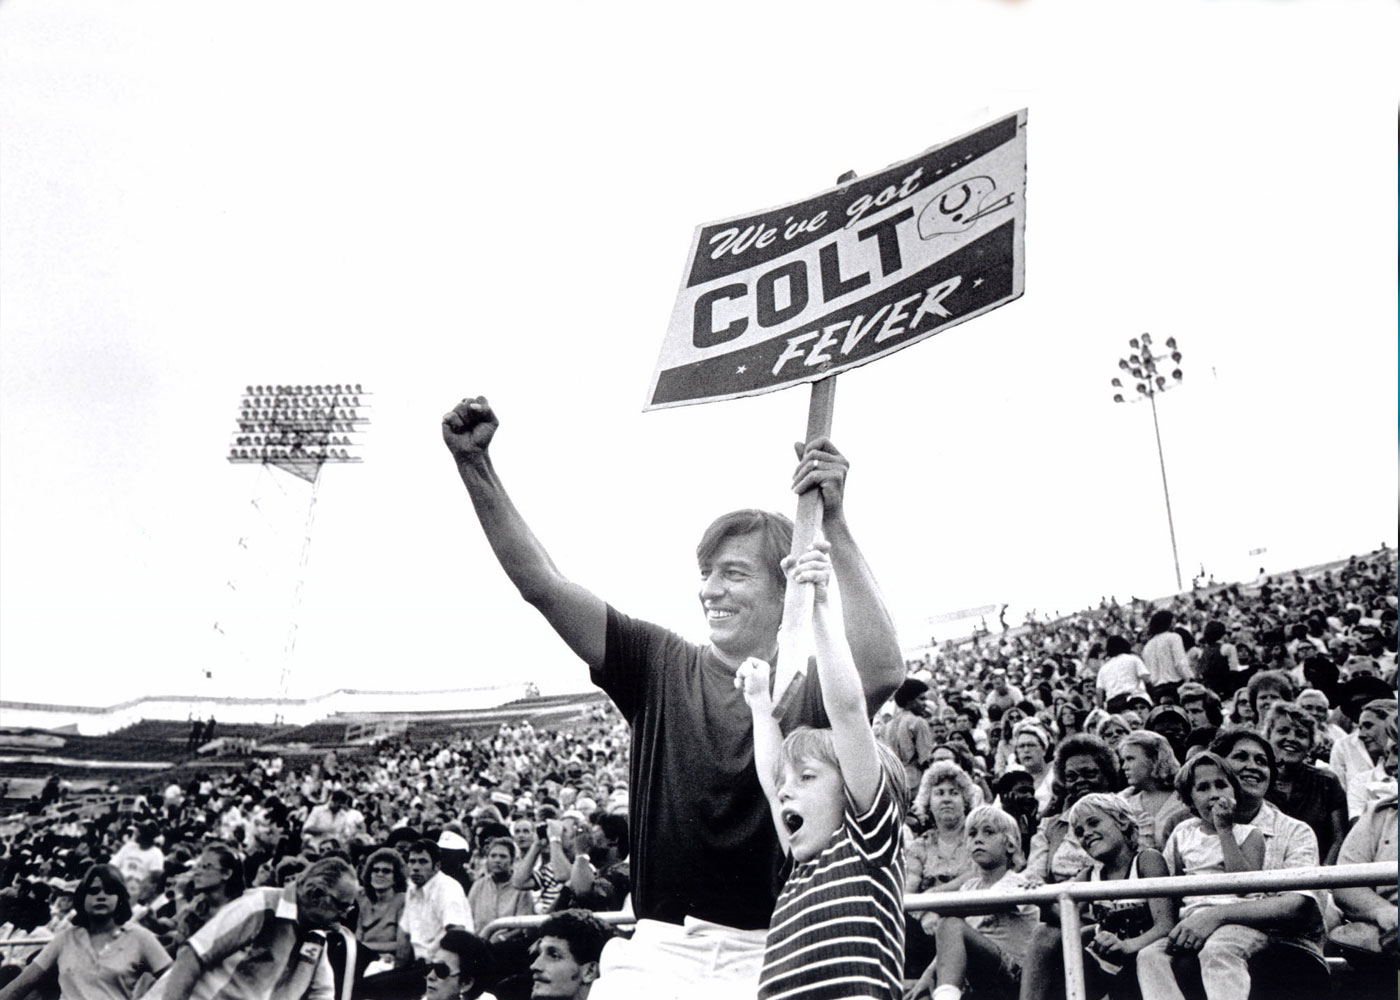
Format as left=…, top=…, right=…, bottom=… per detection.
left=6, top=863, right=1389, bottom=1000
left=478, top=862, right=1396, bottom=1000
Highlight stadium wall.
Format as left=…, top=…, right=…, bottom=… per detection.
left=0, top=683, right=531, bottom=736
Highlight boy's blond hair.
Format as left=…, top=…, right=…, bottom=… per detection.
left=963, top=804, right=1024, bottom=869
left=778, top=725, right=909, bottom=815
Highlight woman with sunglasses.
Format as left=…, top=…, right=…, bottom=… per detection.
left=0, top=863, right=170, bottom=1000
left=356, top=848, right=408, bottom=963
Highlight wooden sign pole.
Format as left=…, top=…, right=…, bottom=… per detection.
left=772, top=170, right=856, bottom=717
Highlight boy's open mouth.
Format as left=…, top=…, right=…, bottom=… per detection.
left=782, top=809, right=804, bottom=833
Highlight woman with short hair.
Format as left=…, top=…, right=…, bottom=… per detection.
left=1263, top=701, right=1347, bottom=865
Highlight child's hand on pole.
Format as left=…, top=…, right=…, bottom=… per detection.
left=782, top=539, right=832, bottom=603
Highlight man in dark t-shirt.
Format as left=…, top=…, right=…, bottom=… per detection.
left=442, top=395, right=903, bottom=999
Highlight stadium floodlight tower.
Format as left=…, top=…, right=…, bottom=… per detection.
left=1110, top=334, right=1185, bottom=592
left=224, top=384, right=371, bottom=705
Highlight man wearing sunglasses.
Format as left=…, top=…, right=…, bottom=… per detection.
left=156, top=857, right=359, bottom=1000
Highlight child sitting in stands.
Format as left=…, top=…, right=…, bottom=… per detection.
left=1136, top=751, right=1264, bottom=1000
left=906, top=805, right=1040, bottom=1000
left=1016, top=792, right=1173, bottom=1000
left=737, top=540, right=907, bottom=1000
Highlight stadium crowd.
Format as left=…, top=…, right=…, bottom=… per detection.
left=1, top=547, right=1394, bottom=1000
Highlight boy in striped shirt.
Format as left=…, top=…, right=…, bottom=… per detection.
left=737, top=540, right=908, bottom=1000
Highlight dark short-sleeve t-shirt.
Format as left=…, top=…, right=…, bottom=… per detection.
left=593, top=605, right=829, bottom=929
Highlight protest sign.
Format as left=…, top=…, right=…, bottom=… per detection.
left=646, top=110, right=1026, bottom=410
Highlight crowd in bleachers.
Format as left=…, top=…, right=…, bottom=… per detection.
left=0, top=548, right=1395, bottom=1000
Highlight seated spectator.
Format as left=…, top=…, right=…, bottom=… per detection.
left=1226, top=688, right=1256, bottom=729
left=0, top=863, right=171, bottom=1000
left=1177, top=682, right=1222, bottom=740
left=303, top=790, right=367, bottom=852
left=110, top=824, right=165, bottom=891
left=990, top=771, right=1039, bottom=862
left=156, top=857, right=358, bottom=1000
left=1117, top=730, right=1187, bottom=852
left=1025, top=734, right=1124, bottom=885
left=1144, top=704, right=1191, bottom=764
left=1330, top=720, right=1398, bottom=960
left=525, top=910, right=613, bottom=1000
left=357, top=848, right=407, bottom=963
left=1092, top=713, right=1132, bottom=754
left=163, top=844, right=246, bottom=953
left=1138, top=729, right=1326, bottom=1000
left=1338, top=697, right=1398, bottom=819
left=1262, top=702, right=1347, bottom=864
left=425, top=928, right=497, bottom=1000
left=1007, top=721, right=1055, bottom=814
left=466, top=839, right=533, bottom=936
left=906, top=762, right=978, bottom=977
left=1294, top=687, right=1345, bottom=765
left=1244, top=670, right=1295, bottom=730
left=398, top=840, right=472, bottom=967
left=551, top=816, right=628, bottom=915
left=1017, top=793, right=1173, bottom=1000
left=906, top=806, right=1039, bottom=1000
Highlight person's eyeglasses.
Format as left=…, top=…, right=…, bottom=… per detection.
left=308, top=886, right=356, bottom=917
left=425, top=963, right=458, bottom=980
left=370, top=867, right=395, bottom=876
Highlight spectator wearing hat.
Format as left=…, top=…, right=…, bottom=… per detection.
left=1095, top=636, right=1149, bottom=715
left=397, top=840, right=471, bottom=967
left=882, top=677, right=934, bottom=797
left=437, top=831, right=473, bottom=897
left=1143, top=704, right=1191, bottom=764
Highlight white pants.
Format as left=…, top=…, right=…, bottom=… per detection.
left=588, top=917, right=766, bottom=1000
left=1137, top=924, right=1270, bottom=1000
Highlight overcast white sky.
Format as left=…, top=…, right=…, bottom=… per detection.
left=1, top=0, right=1396, bottom=709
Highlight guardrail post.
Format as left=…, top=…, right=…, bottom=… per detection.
left=1058, top=893, right=1086, bottom=1000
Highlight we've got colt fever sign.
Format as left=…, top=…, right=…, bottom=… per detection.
left=646, top=111, right=1026, bottom=410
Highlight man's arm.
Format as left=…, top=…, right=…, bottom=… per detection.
left=791, top=437, right=904, bottom=712
left=443, top=397, right=607, bottom=668
left=158, top=946, right=203, bottom=1000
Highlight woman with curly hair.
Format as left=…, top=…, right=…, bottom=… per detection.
left=1024, top=733, right=1125, bottom=884
left=0, top=863, right=170, bottom=1000
left=356, top=847, right=407, bottom=961
left=1117, top=730, right=1187, bottom=851
left=904, top=761, right=980, bottom=978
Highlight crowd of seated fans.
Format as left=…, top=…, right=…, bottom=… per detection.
left=0, top=548, right=1394, bottom=1000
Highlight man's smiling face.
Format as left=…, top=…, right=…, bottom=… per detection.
left=698, top=532, right=783, bottom=668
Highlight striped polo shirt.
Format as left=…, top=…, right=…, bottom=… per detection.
left=759, top=770, right=906, bottom=1000
left=170, top=885, right=334, bottom=1000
